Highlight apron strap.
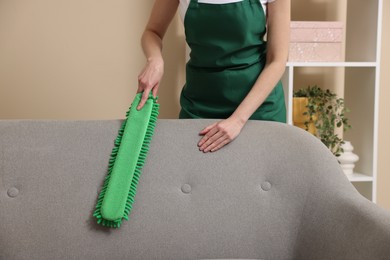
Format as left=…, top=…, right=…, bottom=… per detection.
left=191, top=0, right=259, bottom=4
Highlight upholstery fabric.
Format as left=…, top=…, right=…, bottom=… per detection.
left=1, top=119, right=390, bottom=260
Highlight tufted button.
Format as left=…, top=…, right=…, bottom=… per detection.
left=181, top=184, right=191, bottom=194
left=7, top=187, right=19, bottom=198
left=261, top=181, right=272, bottom=191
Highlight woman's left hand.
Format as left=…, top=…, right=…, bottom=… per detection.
left=198, top=116, right=246, bottom=153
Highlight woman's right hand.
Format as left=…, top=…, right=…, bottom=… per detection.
left=136, top=57, right=164, bottom=110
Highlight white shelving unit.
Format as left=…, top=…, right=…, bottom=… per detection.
left=283, top=0, right=383, bottom=202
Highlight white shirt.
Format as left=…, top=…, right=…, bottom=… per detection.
left=179, top=0, right=276, bottom=23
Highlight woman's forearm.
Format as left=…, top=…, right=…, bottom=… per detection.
left=141, top=29, right=164, bottom=63
left=140, top=0, right=178, bottom=63
left=230, top=0, right=290, bottom=125
left=231, top=60, right=286, bottom=124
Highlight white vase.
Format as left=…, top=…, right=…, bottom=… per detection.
left=337, top=140, right=359, bottom=175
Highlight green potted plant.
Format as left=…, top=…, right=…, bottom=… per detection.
left=293, top=85, right=352, bottom=157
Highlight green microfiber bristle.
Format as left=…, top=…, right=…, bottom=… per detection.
left=92, top=92, right=159, bottom=228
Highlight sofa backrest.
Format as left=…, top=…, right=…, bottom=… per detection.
left=0, top=119, right=349, bottom=259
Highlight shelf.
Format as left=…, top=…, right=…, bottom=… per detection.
left=347, top=172, right=374, bottom=182
left=286, top=0, right=382, bottom=203
left=286, top=61, right=377, bottom=67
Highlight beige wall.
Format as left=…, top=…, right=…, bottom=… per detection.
left=0, top=1, right=389, bottom=208
left=0, top=0, right=186, bottom=119
left=377, top=0, right=390, bottom=209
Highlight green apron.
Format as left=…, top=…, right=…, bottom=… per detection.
left=179, top=0, right=287, bottom=123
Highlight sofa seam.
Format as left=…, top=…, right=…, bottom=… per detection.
left=291, top=175, right=314, bottom=259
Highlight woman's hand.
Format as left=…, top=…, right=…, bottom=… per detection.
left=137, top=57, right=164, bottom=110
left=198, top=116, right=246, bottom=153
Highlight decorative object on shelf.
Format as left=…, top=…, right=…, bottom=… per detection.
left=293, top=97, right=317, bottom=135
left=293, top=85, right=351, bottom=158
left=337, top=140, right=359, bottom=175
left=289, top=21, right=343, bottom=62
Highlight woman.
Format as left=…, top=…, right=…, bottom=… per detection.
left=137, top=0, right=290, bottom=153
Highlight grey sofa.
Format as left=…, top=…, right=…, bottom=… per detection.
left=1, top=118, right=390, bottom=260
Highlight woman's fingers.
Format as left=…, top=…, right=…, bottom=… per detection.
left=199, top=129, right=224, bottom=151
left=203, top=134, right=230, bottom=153
left=137, top=89, right=150, bottom=110
left=199, top=122, right=217, bottom=136
left=210, top=138, right=230, bottom=152
left=198, top=127, right=219, bottom=147
left=152, top=83, right=159, bottom=99
left=136, top=59, right=164, bottom=109
left=137, top=75, right=159, bottom=109
left=137, top=74, right=151, bottom=110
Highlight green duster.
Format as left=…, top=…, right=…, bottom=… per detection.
left=93, top=92, right=160, bottom=228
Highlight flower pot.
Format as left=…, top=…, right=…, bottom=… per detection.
left=293, top=97, right=317, bottom=135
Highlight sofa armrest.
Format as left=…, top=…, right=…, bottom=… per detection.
left=294, top=188, right=390, bottom=259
